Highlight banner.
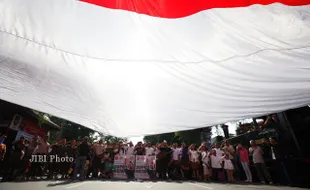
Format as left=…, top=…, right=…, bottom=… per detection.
left=15, top=131, right=34, bottom=142
left=113, top=154, right=127, bottom=179
left=125, top=154, right=135, bottom=179
left=22, top=119, right=46, bottom=137
left=134, top=155, right=149, bottom=179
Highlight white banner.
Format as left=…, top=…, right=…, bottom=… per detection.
left=113, top=154, right=127, bottom=179
left=134, top=155, right=149, bottom=179
left=2, top=1, right=310, bottom=138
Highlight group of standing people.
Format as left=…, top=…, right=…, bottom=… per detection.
left=163, top=136, right=288, bottom=185
left=0, top=133, right=289, bottom=185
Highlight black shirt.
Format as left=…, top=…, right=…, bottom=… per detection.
left=271, top=143, right=283, bottom=160
left=78, top=142, right=90, bottom=157
left=135, top=146, right=145, bottom=155
left=67, top=146, right=77, bottom=158
left=59, top=145, right=68, bottom=156
left=13, top=141, right=25, bottom=153
left=50, top=144, right=62, bottom=155
left=159, top=147, right=172, bottom=161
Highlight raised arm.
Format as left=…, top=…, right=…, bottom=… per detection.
left=0, top=145, right=6, bottom=161
left=220, top=141, right=226, bottom=149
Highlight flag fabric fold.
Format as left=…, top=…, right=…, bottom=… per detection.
left=0, top=0, right=310, bottom=137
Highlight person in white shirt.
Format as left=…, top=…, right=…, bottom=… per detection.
left=155, top=143, right=161, bottom=156
left=201, top=146, right=210, bottom=181
left=189, top=144, right=200, bottom=179
left=209, top=149, right=222, bottom=181
left=221, top=140, right=239, bottom=180
left=212, top=143, right=223, bottom=158
left=171, top=144, right=180, bottom=161
left=249, top=140, right=273, bottom=184
left=170, top=143, right=180, bottom=168
left=118, top=142, right=126, bottom=155
left=33, top=135, right=50, bottom=155
left=126, top=142, right=134, bottom=155
left=145, top=142, right=155, bottom=156
left=222, top=154, right=235, bottom=182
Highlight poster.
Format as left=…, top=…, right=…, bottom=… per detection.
left=113, top=154, right=127, bottom=179
left=125, top=155, right=135, bottom=171
left=9, top=114, right=23, bottom=131
left=146, top=156, right=156, bottom=170
left=125, top=155, right=135, bottom=179
left=134, top=155, right=149, bottom=179
left=146, top=156, right=156, bottom=179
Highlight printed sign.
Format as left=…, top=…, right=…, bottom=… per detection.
left=9, top=114, right=23, bottom=131
left=134, top=155, right=149, bottom=179
left=146, top=156, right=156, bottom=170
left=146, top=156, right=156, bottom=179
left=113, top=154, right=127, bottom=179
left=125, top=155, right=135, bottom=170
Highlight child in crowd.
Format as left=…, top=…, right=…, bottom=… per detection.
left=222, top=154, right=235, bottom=182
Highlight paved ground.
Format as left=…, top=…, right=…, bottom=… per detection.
left=0, top=181, right=306, bottom=190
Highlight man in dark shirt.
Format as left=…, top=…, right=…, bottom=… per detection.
left=134, top=142, right=145, bottom=155
left=157, top=141, right=172, bottom=179
left=59, top=138, right=70, bottom=178
left=269, top=136, right=291, bottom=185
left=66, top=140, right=77, bottom=178
left=73, top=137, right=90, bottom=180
left=2, top=136, right=25, bottom=181
left=67, top=140, right=77, bottom=158
left=48, top=138, right=62, bottom=179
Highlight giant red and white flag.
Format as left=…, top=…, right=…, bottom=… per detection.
left=0, top=0, right=310, bottom=137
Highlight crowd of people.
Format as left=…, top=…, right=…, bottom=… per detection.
left=0, top=132, right=287, bottom=185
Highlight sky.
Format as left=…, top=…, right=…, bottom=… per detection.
left=128, top=136, right=144, bottom=145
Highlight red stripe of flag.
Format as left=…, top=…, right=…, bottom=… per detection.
left=81, top=0, right=310, bottom=18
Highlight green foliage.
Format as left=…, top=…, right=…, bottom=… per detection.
left=92, top=132, right=127, bottom=143
left=143, top=132, right=175, bottom=145
left=144, top=129, right=205, bottom=146
left=177, top=129, right=201, bottom=146
left=61, top=122, right=93, bottom=141
left=49, top=116, right=126, bottom=142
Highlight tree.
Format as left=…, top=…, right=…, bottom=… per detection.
left=143, top=132, right=175, bottom=145
left=177, top=129, right=201, bottom=146
left=61, top=122, right=94, bottom=141
left=144, top=128, right=213, bottom=146
left=90, top=132, right=127, bottom=143
left=49, top=116, right=126, bottom=142
left=143, top=135, right=159, bottom=145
